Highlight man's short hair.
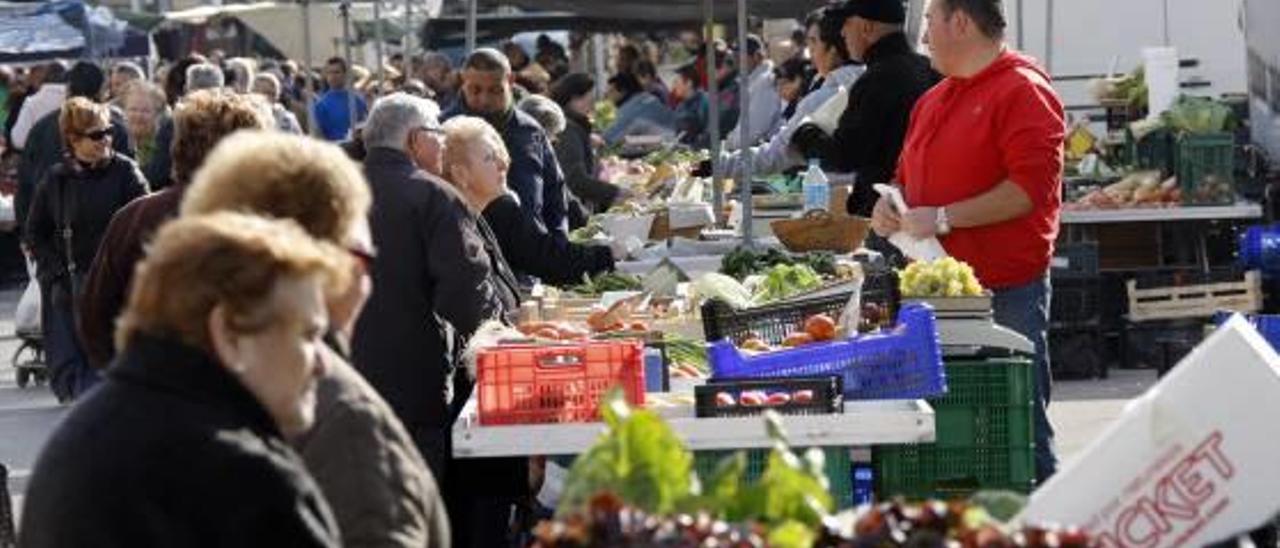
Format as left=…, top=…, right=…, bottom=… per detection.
left=252, top=73, right=282, bottom=100
left=327, top=56, right=348, bottom=72
left=113, top=62, right=145, bottom=82
left=185, top=63, right=225, bottom=93
left=463, top=48, right=512, bottom=75
left=938, top=0, right=1007, bottom=40
left=362, top=92, right=441, bottom=151
left=171, top=90, right=270, bottom=185
left=67, top=61, right=106, bottom=100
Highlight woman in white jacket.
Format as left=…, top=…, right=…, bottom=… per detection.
left=697, top=8, right=863, bottom=180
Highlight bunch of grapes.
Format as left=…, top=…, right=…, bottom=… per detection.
left=899, top=258, right=985, bottom=298
left=531, top=493, right=766, bottom=548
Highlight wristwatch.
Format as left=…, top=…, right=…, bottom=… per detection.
left=936, top=207, right=952, bottom=235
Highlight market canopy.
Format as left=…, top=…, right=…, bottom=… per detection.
left=475, top=0, right=827, bottom=23
left=0, top=0, right=148, bottom=62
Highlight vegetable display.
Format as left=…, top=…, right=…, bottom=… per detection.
left=568, top=272, right=645, bottom=296
left=899, top=258, right=985, bottom=298
left=720, top=247, right=838, bottom=281
left=752, top=264, right=823, bottom=305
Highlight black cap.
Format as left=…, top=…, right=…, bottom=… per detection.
left=832, top=0, right=906, bottom=24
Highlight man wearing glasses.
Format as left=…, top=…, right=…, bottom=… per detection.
left=352, top=93, right=520, bottom=484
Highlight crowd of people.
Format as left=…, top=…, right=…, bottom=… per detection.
left=4, top=0, right=1066, bottom=545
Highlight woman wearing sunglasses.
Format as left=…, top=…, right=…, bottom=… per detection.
left=26, top=96, right=148, bottom=402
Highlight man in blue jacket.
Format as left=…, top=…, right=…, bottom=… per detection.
left=444, top=48, right=568, bottom=241
left=313, top=56, right=368, bottom=141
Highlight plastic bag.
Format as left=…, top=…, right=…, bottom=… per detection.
left=15, top=260, right=40, bottom=336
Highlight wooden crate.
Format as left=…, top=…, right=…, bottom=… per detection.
left=1126, top=270, right=1263, bottom=322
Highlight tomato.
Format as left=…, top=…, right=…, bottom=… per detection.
left=765, top=393, right=791, bottom=406
left=793, top=390, right=814, bottom=404
left=629, top=322, right=649, bottom=332
left=782, top=332, right=814, bottom=348
left=804, top=314, right=837, bottom=341
left=714, top=392, right=736, bottom=407
left=739, top=391, right=765, bottom=407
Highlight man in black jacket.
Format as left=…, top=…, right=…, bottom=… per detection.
left=791, top=0, right=940, bottom=217
left=352, top=93, right=524, bottom=547
left=16, top=62, right=132, bottom=230
left=444, top=48, right=570, bottom=243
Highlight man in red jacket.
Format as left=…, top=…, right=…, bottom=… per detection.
left=871, top=0, right=1065, bottom=483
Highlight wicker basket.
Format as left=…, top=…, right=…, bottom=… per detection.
left=771, top=210, right=871, bottom=253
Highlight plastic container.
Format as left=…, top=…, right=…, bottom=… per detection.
left=1238, top=224, right=1280, bottom=279
left=1050, top=242, right=1100, bottom=280
left=1175, top=132, right=1236, bottom=206
left=701, top=267, right=899, bottom=346
left=693, top=447, right=855, bottom=509
left=476, top=340, right=646, bottom=426
left=707, top=304, right=946, bottom=401
left=1212, top=311, right=1280, bottom=351
left=873, top=358, right=1036, bottom=499
left=1126, top=127, right=1173, bottom=175
left=694, top=376, right=843, bottom=418
left=1049, top=277, right=1100, bottom=326
left=801, top=159, right=830, bottom=213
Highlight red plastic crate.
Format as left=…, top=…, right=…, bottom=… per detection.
left=476, top=340, right=646, bottom=425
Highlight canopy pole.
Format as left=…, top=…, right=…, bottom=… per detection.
left=592, top=34, right=608, bottom=98
left=302, top=0, right=319, bottom=137
left=374, top=0, right=386, bottom=80
left=466, top=0, right=478, bottom=52
left=403, top=0, right=412, bottom=78
left=736, top=0, right=753, bottom=246
left=341, top=0, right=356, bottom=137
left=705, top=0, right=723, bottom=227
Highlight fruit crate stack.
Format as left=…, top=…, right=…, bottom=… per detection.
left=1049, top=242, right=1107, bottom=379
left=872, top=357, right=1036, bottom=499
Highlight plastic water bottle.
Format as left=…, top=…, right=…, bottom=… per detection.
left=802, top=159, right=830, bottom=213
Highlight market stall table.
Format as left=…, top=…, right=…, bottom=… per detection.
left=1060, top=203, right=1263, bottom=224
left=1059, top=202, right=1263, bottom=273
left=451, top=398, right=936, bottom=458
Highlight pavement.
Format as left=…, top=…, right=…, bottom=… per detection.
left=0, top=286, right=1159, bottom=528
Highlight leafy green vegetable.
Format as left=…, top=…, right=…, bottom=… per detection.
left=752, top=264, right=823, bottom=304
left=663, top=335, right=708, bottom=373
left=969, top=490, right=1029, bottom=523
left=567, top=272, right=644, bottom=295
left=768, top=520, right=818, bottom=548
left=693, top=272, right=753, bottom=310
left=1163, top=95, right=1234, bottom=135
left=716, top=413, right=834, bottom=528
left=721, top=246, right=836, bottom=281
left=558, top=390, right=694, bottom=517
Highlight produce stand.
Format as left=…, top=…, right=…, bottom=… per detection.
left=451, top=398, right=936, bottom=458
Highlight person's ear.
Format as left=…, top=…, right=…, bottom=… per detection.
left=208, top=304, right=244, bottom=374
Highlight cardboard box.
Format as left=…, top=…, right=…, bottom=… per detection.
left=1019, top=316, right=1280, bottom=546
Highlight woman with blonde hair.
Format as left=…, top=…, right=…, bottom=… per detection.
left=180, top=130, right=451, bottom=548
left=20, top=212, right=348, bottom=547
left=26, top=96, right=148, bottom=402
left=442, top=115, right=618, bottom=285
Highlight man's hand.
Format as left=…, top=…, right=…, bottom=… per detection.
left=901, top=207, right=940, bottom=239
left=870, top=196, right=902, bottom=237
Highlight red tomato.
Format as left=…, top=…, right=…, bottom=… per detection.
left=793, top=390, right=815, bottom=404
left=766, top=393, right=791, bottom=406
left=715, top=392, right=736, bottom=407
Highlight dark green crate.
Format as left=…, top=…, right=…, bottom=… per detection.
left=1127, top=128, right=1174, bottom=175
left=694, top=447, right=854, bottom=508
left=873, top=358, right=1035, bottom=500
left=1175, top=132, right=1236, bottom=205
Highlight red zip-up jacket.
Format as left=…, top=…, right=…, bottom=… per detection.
left=898, top=50, right=1065, bottom=289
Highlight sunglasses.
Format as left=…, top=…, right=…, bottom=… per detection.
left=81, top=128, right=113, bottom=141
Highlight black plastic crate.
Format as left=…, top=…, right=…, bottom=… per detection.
left=1051, top=242, right=1099, bottom=280
left=1050, top=277, right=1101, bottom=325
left=694, top=376, right=843, bottom=418
left=702, top=268, right=899, bottom=346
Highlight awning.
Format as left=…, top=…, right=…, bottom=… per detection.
left=474, top=0, right=825, bottom=23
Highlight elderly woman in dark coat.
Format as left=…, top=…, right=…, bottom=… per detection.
left=19, top=212, right=348, bottom=547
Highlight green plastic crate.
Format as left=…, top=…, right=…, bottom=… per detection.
left=1127, top=128, right=1174, bottom=175
left=693, top=447, right=854, bottom=508
left=873, top=358, right=1035, bottom=500
left=1175, top=132, right=1235, bottom=205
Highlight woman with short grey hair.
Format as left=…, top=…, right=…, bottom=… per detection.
left=516, top=94, right=565, bottom=139
left=252, top=73, right=302, bottom=134
left=184, top=63, right=225, bottom=94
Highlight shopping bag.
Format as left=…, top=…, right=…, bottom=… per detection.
left=15, top=260, right=40, bottom=336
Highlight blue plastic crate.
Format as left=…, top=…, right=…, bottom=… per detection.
left=707, top=304, right=946, bottom=400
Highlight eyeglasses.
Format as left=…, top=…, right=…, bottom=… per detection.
left=81, top=128, right=113, bottom=141
left=416, top=125, right=445, bottom=136
left=347, top=246, right=377, bottom=272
